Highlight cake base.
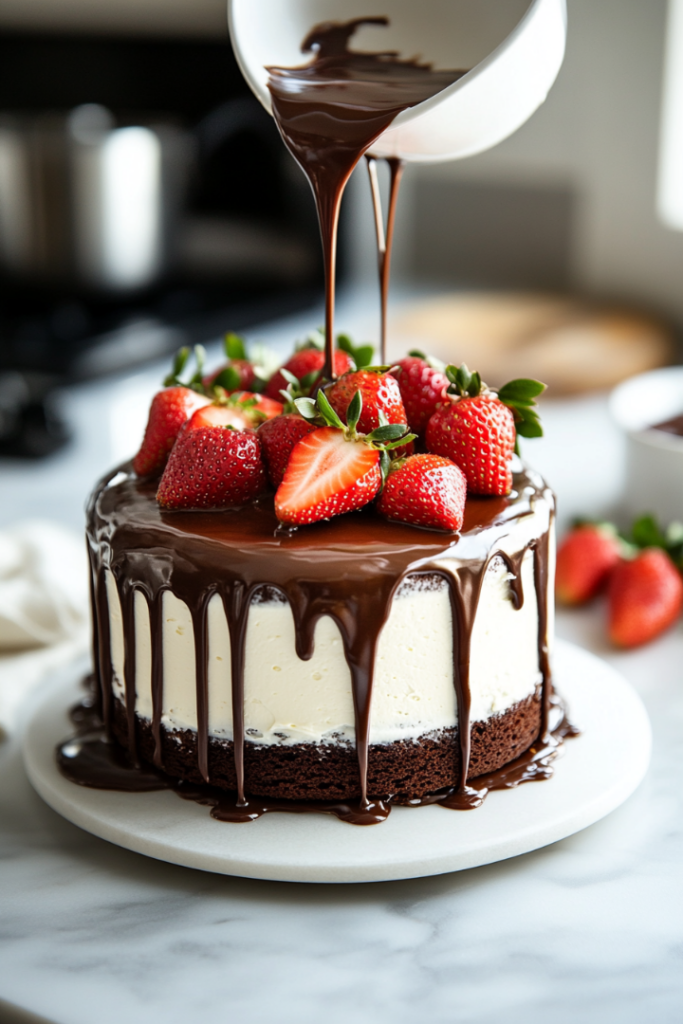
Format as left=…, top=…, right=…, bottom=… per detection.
left=23, top=640, right=652, bottom=883
left=111, top=691, right=542, bottom=803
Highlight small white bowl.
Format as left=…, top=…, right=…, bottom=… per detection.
left=609, top=366, right=683, bottom=525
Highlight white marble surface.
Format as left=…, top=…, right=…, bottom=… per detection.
left=1, top=293, right=681, bottom=1022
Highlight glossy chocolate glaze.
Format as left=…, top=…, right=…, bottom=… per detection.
left=72, top=461, right=558, bottom=823
left=366, top=154, right=404, bottom=363
left=267, top=18, right=465, bottom=377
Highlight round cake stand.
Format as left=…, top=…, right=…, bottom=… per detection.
left=22, top=640, right=651, bottom=884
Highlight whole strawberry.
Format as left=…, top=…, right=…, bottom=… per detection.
left=265, top=346, right=352, bottom=400
left=426, top=365, right=545, bottom=496
left=258, top=414, right=315, bottom=487
left=377, top=454, right=467, bottom=531
left=133, top=386, right=209, bottom=478
left=391, top=352, right=449, bottom=435
left=204, top=333, right=265, bottom=394
left=326, top=369, right=406, bottom=434
left=556, top=524, right=622, bottom=604
left=608, top=548, right=683, bottom=647
left=156, top=427, right=267, bottom=510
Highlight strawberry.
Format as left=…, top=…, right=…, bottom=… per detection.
left=275, top=388, right=414, bottom=525
left=133, top=386, right=209, bottom=478
left=258, top=414, right=316, bottom=488
left=425, top=365, right=545, bottom=496
left=608, top=548, right=683, bottom=647
left=204, top=333, right=265, bottom=394
left=377, top=454, right=467, bottom=531
left=391, top=352, right=449, bottom=435
left=326, top=369, right=406, bottom=434
left=265, top=347, right=353, bottom=400
left=275, top=427, right=382, bottom=525
left=186, top=393, right=283, bottom=433
left=556, top=524, right=622, bottom=605
left=156, top=427, right=267, bottom=510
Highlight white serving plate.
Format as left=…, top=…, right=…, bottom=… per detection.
left=22, top=639, right=650, bottom=884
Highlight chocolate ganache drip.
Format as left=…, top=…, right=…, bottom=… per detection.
left=72, top=462, right=566, bottom=824
left=266, top=18, right=466, bottom=377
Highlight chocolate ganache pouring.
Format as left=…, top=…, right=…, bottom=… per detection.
left=266, top=17, right=466, bottom=371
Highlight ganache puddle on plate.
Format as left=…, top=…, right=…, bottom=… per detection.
left=57, top=678, right=578, bottom=825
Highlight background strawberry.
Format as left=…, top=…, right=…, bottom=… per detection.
left=391, top=353, right=449, bottom=435
left=608, top=548, right=683, bottom=647
left=377, top=454, right=467, bottom=531
left=274, top=426, right=381, bottom=525
left=265, top=347, right=352, bottom=399
left=156, top=427, right=267, bottom=510
left=556, top=524, right=623, bottom=604
left=326, top=370, right=406, bottom=434
left=258, top=414, right=315, bottom=487
left=133, top=386, right=209, bottom=478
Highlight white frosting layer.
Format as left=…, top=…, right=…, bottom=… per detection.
left=106, top=499, right=552, bottom=746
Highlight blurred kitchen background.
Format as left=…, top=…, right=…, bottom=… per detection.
left=2, top=0, right=683, bottom=529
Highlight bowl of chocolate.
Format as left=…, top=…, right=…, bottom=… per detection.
left=610, top=366, right=683, bottom=524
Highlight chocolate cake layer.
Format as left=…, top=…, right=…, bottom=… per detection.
left=112, top=689, right=542, bottom=803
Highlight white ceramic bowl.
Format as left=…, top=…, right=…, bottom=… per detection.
left=227, top=0, right=567, bottom=163
left=609, top=366, right=683, bottom=525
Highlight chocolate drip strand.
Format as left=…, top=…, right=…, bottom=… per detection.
left=221, top=582, right=256, bottom=808
left=119, top=579, right=139, bottom=767
left=534, top=526, right=553, bottom=740
left=150, top=590, right=166, bottom=769
left=366, top=155, right=404, bottom=364
left=192, top=590, right=214, bottom=784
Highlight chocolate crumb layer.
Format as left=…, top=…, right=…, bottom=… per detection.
left=112, top=689, right=542, bottom=803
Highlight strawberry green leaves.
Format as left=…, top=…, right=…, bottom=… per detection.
left=497, top=378, right=546, bottom=440
left=163, top=345, right=207, bottom=394
left=444, top=363, right=546, bottom=452
left=445, top=363, right=483, bottom=398
left=629, top=514, right=683, bottom=569
left=337, top=333, right=375, bottom=370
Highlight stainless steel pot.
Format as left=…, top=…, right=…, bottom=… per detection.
left=0, top=104, right=190, bottom=292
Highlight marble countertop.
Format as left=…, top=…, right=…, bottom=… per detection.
left=1, top=295, right=681, bottom=1023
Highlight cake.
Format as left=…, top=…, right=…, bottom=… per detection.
left=81, top=443, right=561, bottom=823
left=60, top=16, right=574, bottom=825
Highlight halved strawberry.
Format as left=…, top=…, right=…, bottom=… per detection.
left=326, top=369, right=406, bottom=434
left=133, top=386, right=209, bottom=478
left=391, top=353, right=449, bottom=435
left=275, top=388, right=414, bottom=525
left=186, top=393, right=283, bottom=434
left=556, top=524, right=622, bottom=605
left=377, top=454, right=467, bottom=531
left=258, top=414, right=315, bottom=488
left=275, top=427, right=381, bottom=525
left=608, top=548, right=683, bottom=647
left=156, top=427, right=267, bottom=510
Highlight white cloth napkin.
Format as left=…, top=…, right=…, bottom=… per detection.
left=0, top=521, right=90, bottom=738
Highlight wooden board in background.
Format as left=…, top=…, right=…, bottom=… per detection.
left=388, top=293, right=676, bottom=395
